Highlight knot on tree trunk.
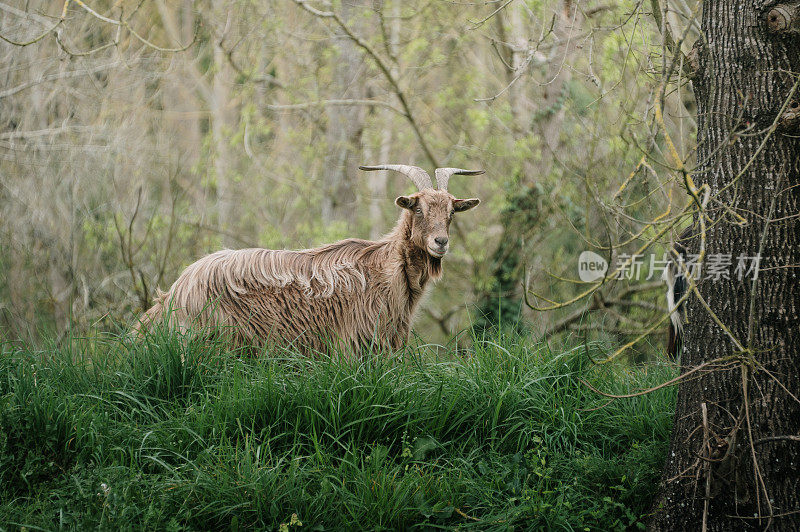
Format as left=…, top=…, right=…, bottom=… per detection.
left=687, top=49, right=700, bottom=81
left=779, top=99, right=800, bottom=130
left=686, top=40, right=705, bottom=81
left=766, top=2, right=800, bottom=33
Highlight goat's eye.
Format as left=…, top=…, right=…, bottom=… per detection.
left=415, top=208, right=423, bottom=215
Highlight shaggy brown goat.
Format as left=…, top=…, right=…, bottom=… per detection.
left=135, top=165, right=482, bottom=354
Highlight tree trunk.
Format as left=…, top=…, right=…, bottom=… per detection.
left=650, top=1, right=800, bottom=529
left=369, top=2, right=399, bottom=240
left=213, top=42, right=237, bottom=245
left=321, top=2, right=365, bottom=227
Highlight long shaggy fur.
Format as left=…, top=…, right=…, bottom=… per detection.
left=135, top=210, right=443, bottom=354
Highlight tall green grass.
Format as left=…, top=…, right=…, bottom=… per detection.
left=0, top=331, right=675, bottom=530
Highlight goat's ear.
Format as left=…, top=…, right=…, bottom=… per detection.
left=396, top=196, right=417, bottom=210
left=453, top=198, right=480, bottom=212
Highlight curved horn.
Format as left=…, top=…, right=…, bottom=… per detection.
left=434, top=168, right=485, bottom=192
left=359, top=164, right=434, bottom=191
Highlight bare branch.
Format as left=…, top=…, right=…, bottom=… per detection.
left=0, top=62, right=121, bottom=99
left=0, top=0, right=69, bottom=47
left=292, top=0, right=440, bottom=166
left=265, top=99, right=403, bottom=115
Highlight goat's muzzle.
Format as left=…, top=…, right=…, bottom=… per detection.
left=427, top=236, right=449, bottom=258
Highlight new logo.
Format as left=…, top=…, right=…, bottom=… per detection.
left=578, top=251, right=608, bottom=282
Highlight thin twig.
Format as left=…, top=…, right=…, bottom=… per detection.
left=265, top=99, right=403, bottom=115
left=468, top=0, right=516, bottom=28
left=0, top=0, right=69, bottom=46
left=579, top=358, right=735, bottom=399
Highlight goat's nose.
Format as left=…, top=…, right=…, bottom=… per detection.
left=434, top=236, right=449, bottom=247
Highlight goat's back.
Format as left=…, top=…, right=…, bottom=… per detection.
left=137, top=244, right=411, bottom=353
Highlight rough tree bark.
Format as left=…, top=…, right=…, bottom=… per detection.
left=650, top=1, right=800, bottom=530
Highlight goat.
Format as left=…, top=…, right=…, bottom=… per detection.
left=663, top=227, right=692, bottom=360
left=135, top=165, right=482, bottom=354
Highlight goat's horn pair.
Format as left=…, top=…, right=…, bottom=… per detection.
left=359, top=164, right=484, bottom=192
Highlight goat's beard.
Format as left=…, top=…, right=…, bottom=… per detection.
left=428, top=255, right=443, bottom=281
left=405, top=231, right=443, bottom=281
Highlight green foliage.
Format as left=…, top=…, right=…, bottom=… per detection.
left=473, top=195, right=531, bottom=333
left=0, top=333, right=674, bottom=530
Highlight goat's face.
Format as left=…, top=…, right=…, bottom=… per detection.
left=396, top=190, right=480, bottom=258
